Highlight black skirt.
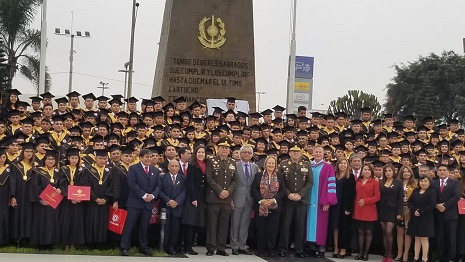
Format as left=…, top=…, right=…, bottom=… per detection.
left=353, top=219, right=376, bottom=230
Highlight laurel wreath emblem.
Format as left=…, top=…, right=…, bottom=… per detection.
left=198, top=15, right=227, bottom=49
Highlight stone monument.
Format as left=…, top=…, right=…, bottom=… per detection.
left=152, top=0, right=256, bottom=110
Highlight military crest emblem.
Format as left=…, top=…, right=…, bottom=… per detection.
left=198, top=15, right=226, bottom=49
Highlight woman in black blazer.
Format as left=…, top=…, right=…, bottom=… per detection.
left=407, top=175, right=436, bottom=262
left=377, top=164, right=404, bottom=262
left=329, top=157, right=355, bottom=258
left=181, top=146, right=207, bottom=255
left=252, top=156, right=286, bottom=257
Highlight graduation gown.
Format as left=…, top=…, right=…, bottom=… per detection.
left=0, top=165, right=11, bottom=244
left=83, top=165, right=112, bottom=244
left=9, top=162, right=33, bottom=240
left=111, top=164, right=129, bottom=210
left=58, top=165, right=86, bottom=245
left=30, top=167, right=62, bottom=246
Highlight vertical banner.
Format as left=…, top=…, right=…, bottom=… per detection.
left=293, top=56, right=314, bottom=113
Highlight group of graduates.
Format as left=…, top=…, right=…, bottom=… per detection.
left=0, top=88, right=465, bottom=260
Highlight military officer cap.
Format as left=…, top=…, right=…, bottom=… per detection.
left=217, top=138, right=231, bottom=147
left=288, top=143, right=302, bottom=151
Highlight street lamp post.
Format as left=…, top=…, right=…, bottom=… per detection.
left=38, top=0, right=47, bottom=95
left=55, top=23, right=91, bottom=94
left=127, top=1, right=140, bottom=99
left=97, top=81, right=109, bottom=96
left=256, top=91, right=266, bottom=112
left=118, top=62, right=132, bottom=110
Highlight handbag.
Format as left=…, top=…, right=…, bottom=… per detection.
left=108, top=207, right=128, bottom=235
left=458, top=199, right=465, bottom=215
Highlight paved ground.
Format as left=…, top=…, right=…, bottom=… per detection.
left=0, top=247, right=384, bottom=262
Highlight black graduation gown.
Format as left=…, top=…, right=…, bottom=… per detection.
left=58, top=165, right=86, bottom=245
left=30, top=167, right=62, bottom=246
left=83, top=165, right=112, bottom=244
left=9, top=162, right=33, bottom=241
left=111, top=164, right=129, bottom=210
left=0, top=165, right=12, bottom=244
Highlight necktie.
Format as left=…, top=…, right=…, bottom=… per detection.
left=172, top=175, right=176, bottom=185
left=144, top=166, right=149, bottom=174
left=244, top=163, right=250, bottom=181
left=182, top=163, right=187, bottom=176
left=354, top=170, right=359, bottom=179
left=440, top=179, right=445, bottom=192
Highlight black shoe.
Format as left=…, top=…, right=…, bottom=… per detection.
left=279, top=251, right=286, bottom=257
left=239, top=248, right=253, bottom=255
left=295, top=253, right=306, bottom=258
left=120, top=249, right=129, bottom=256
left=316, top=251, right=325, bottom=258
left=395, top=258, right=403, bottom=262
left=165, top=249, right=177, bottom=255
left=355, top=253, right=364, bottom=260
left=338, top=254, right=346, bottom=259
left=206, top=250, right=214, bottom=256
left=363, top=254, right=369, bottom=261
left=216, top=250, right=229, bottom=256
left=185, top=249, right=198, bottom=255
left=333, top=253, right=339, bottom=258
left=267, top=252, right=275, bottom=258
left=232, top=249, right=239, bottom=255
left=140, top=249, right=153, bottom=256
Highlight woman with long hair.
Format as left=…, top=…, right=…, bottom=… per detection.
left=9, top=142, right=35, bottom=244
left=0, top=89, right=21, bottom=120
left=395, top=166, right=418, bottom=262
left=353, top=163, right=380, bottom=261
left=182, top=146, right=208, bottom=255
left=407, top=176, right=436, bottom=262
left=378, top=164, right=404, bottom=262
left=252, top=155, right=286, bottom=257
left=329, top=157, right=355, bottom=258
left=59, top=147, right=86, bottom=250
left=0, top=147, right=12, bottom=244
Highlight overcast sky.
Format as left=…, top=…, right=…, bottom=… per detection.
left=14, top=0, right=465, bottom=112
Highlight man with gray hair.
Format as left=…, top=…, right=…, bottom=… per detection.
left=230, top=145, right=258, bottom=255
left=349, top=153, right=362, bottom=179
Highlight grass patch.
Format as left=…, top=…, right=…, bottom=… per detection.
left=0, top=246, right=167, bottom=256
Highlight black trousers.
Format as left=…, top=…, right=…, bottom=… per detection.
left=120, top=207, right=152, bottom=250
left=435, top=219, right=458, bottom=261
left=278, top=203, right=306, bottom=253
left=206, top=203, right=231, bottom=252
left=255, top=211, right=280, bottom=252
left=164, top=210, right=180, bottom=250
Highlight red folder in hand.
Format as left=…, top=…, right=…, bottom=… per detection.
left=39, top=184, right=63, bottom=209
left=68, top=185, right=91, bottom=201
left=458, top=199, right=465, bottom=214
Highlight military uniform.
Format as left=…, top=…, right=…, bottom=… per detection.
left=277, top=159, right=313, bottom=255
left=205, top=155, right=238, bottom=254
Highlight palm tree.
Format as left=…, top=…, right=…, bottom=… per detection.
left=0, top=0, right=51, bottom=93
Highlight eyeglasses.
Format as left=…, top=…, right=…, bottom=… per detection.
left=241, top=151, right=253, bottom=155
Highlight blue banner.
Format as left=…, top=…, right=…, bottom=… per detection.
left=295, top=56, right=314, bottom=79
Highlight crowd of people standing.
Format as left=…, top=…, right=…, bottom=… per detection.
left=0, top=89, right=464, bottom=262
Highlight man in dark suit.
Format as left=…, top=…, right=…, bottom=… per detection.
left=433, top=164, right=460, bottom=262
left=159, top=159, right=186, bottom=255
left=120, top=149, right=160, bottom=256
left=205, top=138, right=238, bottom=256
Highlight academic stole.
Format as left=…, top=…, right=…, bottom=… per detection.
left=65, top=166, right=77, bottom=185
left=0, top=164, right=10, bottom=185
left=116, top=164, right=129, bottom=177
left=39, top=167, right=57, bottom=183
left=91, top=164, right=107, bottom=185
left=51, top=131, right=68, bottom=146
left=19, top=161, right=32, bottom=181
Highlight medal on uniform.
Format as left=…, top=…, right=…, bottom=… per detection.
left=99, top=180, right=103, bottom=185
left=50, top=178, right=54, bottom=183
left=70, top=181, right=74, bottom=185
left=23, top=175, right=27, bottom=181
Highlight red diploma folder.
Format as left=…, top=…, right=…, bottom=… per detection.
left=39, top=184, right=63, bottom=209
left=108, top=208, right=127, bottom=235
left=458, top=199, right=465, bottom=214
left=67, top=185, right=91, bottom=201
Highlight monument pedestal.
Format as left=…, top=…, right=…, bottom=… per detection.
left=152, top=0, right=256, bottom=110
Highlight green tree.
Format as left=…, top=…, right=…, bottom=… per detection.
left=385, top=51, right=465, bottom=124
left=0, top=0, right=50, bottom=93
left=327, top=90, right=382, bottom=119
